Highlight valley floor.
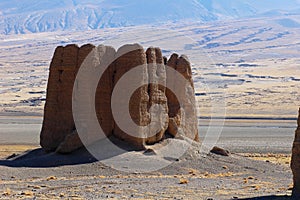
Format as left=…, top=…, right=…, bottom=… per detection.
left=0, top=144, right=293, bottom=200
left=0, top=115, right=295, bottom=200
left=0, top=17, right=299, bottom=199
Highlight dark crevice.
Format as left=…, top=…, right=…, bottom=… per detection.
left=111, top=69, right=117, bottom=87
left=164, top=131, right=174, bottom=139
left=58, top=70, right=63, bottom=83
left=111, top=65, right=117, bottom=137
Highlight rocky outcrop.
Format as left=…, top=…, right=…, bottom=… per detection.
left=210, top=146, right=230, bottom=156
left=166, top=54, right=199, bottom=141
left=145, top=47, right=169, bottom=145
left=40, top=44, right=95, bottom=152
left=40, top=44, right=199, bottom=153
left=112, top=44, right=149, bottom=149
left=292, top=108, right=300, bottom=198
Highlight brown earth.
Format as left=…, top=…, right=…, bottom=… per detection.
left=40, top=44, right=199, bottom=153
left=291, top=108, right=300, bottom=198
left=0, top=141, right=294, bottom=200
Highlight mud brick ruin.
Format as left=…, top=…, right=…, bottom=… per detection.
left=40, top=44, right=199, bottom=153
left=292, top=108, right=300, bottom=198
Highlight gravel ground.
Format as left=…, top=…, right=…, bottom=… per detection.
left=0, top=139, right=294, bottom=200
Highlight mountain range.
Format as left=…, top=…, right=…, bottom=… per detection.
left=1, top=0, right=300, bottom=34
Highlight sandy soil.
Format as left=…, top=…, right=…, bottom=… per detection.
left=0, top=145, right=39, bottom=159
left=240, top=153, right=291, bottom=167
left=0, top=116, right=294, bottom=199
left=0, top=140, right=294, bottom=200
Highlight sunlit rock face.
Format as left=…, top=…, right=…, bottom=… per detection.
left=292, top=108, right=300, bottom=198
left=40, top=44, right=95, bottom=152
left=40, top=44, right=199, bottom=153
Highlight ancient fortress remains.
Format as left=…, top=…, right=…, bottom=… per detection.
left=40, top=44, right=199, bottom=153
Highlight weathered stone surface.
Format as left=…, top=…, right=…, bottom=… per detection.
left=166, top=53, right=180, bottom=137
left=113, top=44, right=149, bottom=149
left=56, top=130, right=82, bottom=154
left=95, top=46, right=116, bottom=138
left=40, top=44, right=80, bottom=151
left=40, top=44, right=96, bottom=152
left=166, top=54, right=199, bottom=141
left=210, top=146, right=230, bottom=156
left=292, top=108, right=300, bottom=198
left=145, top=47, right=169, bottom=144
left=40, top=44, right=199, bottom=153
left=167, top=113, right=181, bottom=138
left=57, top=45, right=115, bottom=153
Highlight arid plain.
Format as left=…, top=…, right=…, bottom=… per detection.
left=0, top=15, right=300, bottom=199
